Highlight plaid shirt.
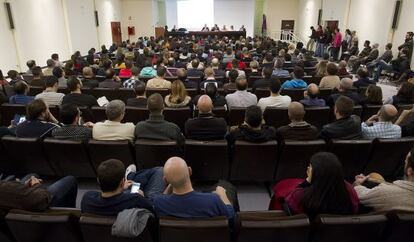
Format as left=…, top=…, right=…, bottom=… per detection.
left=123, top=77, right=138, bottom=88
left=362, top=121, right=401, bottom=139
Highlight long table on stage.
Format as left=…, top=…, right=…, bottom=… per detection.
left=166, top=31, right=246, bottom=38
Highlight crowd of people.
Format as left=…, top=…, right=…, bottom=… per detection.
left=0, top=29, right=414, bottom=238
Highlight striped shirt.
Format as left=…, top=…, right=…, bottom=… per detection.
left=35, top=91, right=65, bottom=106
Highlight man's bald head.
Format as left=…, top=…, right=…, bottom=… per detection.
left=197, top=95, right=213, bottom=114
left=163, top=157, right=191, bottom=188
left=307, top=83, right=320, bottom=98
left=379, top=104, right=398, bottom=122
left=288, top=102, right=306, bottom=122
left=339, top=78, right=353, bottom=91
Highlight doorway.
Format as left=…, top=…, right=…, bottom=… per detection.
left=111, top=22, right=122, bottom=45
left=280, top=20, right=295, bottom=41
left=325, top=21, right=339, bottom=32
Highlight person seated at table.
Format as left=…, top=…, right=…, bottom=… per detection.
left=201, top=24, right=209, bottom=31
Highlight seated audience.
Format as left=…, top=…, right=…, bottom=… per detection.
left=194, top=83, right=227, bottom=107
left=226, top=105, right=276, bottom=143
left=15, top=99, right=59, bottom=138
left=284, top=152, right=359, bottom=217
left=373, top=48, right=411, bottom=82
left=185, top=95, right=227, bottom=140
left=211, top=58, right=225, bottom=77
left=187, top=59, right=204, bottom=78
left=0, top=174, right=77, bottom=210
left=276, top=102, right=319, bottom=141
left=119, top=60, right=133, bottom=78
left=353, top=67, right=375, bottom=88
left=62, top=77, right=98, bottom=108
left=364, top=84, right=383, bottom=105
left=281, top=66, right=307, bottom=89
left=165, top=80, right=191, bottom=108
left=30, top=66, right=46, bottom=88
left=126, top=81, right=147, bottom=107
left=337, top=60, right=350, bottom=76
left=43, top=59, right=55, bottom=76
left=272, top=58, right=290, bottom=77
left=140, top=60, right=156, bottom=77
left=225, top=76, right=257, bottom=109
left=223, top=69, right=238, bottom=92
left=154, top=157, right=236, bottom=224
left=135, top=93, right=184, bottom=144
left=226, top=59, right=246, bottom=78
left=9, top=81, right=34, bottom=105
left=315, top=60, right=328, bottom=77
left=320, top=96, right=362, bottom=140
left=93, top=100, right=135, bottom=141
left=177, top=68, right=197, bottom=89
left=300, top=84, right=326, bottom=107
left=123, top=66, right=140, bottom=88
left=257, top=78, right=291, bottom=111
left=248, top=60, right=261, bottom=77
left=35, top=76, right=65, bottom=106
left=353, top=149, right=414, bottom=212
left=253, top=67, right=273, bottom=91
left=52, top=67, right=67, bottom=88
left=52, top=104, right=93, bottom=141
left=82, top=159, right=165, bottom=215
left=25, top=60, right=36, bottom=74
left=201, top=67, right=223, bottom=89
left=81, top=67, right=99, bottom=88
left=384, top=82, right=414, bottom=105
left=7, top=70, right=23, bottom=86
left=99, top=68, right=121, bottom=88
left=319, top=63, right=340, bottom=89
left=147, top=66, right=171, bottom=89
left=327, top=78, right=364, bottom=106
left=361, top=104, right=401, bottom=139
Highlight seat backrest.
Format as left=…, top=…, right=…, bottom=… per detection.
left=159, top=216, right=230, bottom=242
left=5, top=209, right=83, bottom=242
left=384, top=211, right=414, bottom=242
left=237, top=212, right=310, bottom=242
left=304, top=107, right=330, bottom=130
left=145, top=89, right=170, bottom=98
left=328, top=140, right=373, bottom=181
left=43, top=138, right=95, bottom=178
left=263, top=108, right=290, bottom=129
left=230, top=141, right=278, bottom=182
left=163, top=107, right=192, bottom=132
left=0, top=209, right=14, bottom=242
left=361, top=105, right=382, bottom=122
left=91, top=107, right=107, bottom=123
left=0, top=141, right=12, bottom=175
left=88, top=140, right=135, bottom=170
left=275, top=140, right=327, bottom=182
left=1, top=136, right=56, bottom=176
left=0, top=104, right=26, bottom=126
left=88, top=88, right=119, bottom=101
left=124, top=107, right=149, bottom=124
left=186, top=89, right=198, bottom=99
left=118, top=88, right=136, bottom=103
left=319, top=88, right=332, bottom=101
left=227, top=108, right=246, bottom=126
left=247, top=76, right=262, bottom=87
left=311, top=214, right=387, bottom=242
left=254, top=89, right=269, bottom=100
left=184, top=140, right=229, bottom=181
left=280, top=89, right=306, bottom=102
left=364, top=138, right=414, bottom=180
left=135, top=139, right=180, bottom=169
left=80, top=214, right=154, bottom=242
left=28, top=86, right=44, bottom=97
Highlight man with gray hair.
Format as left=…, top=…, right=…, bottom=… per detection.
left=43, top=59, right=55, bottom=76
left=362, top=104, right=401, bottom=139
left=211, top=58, right=225, bottom=77
left=327, top=78, right=363, bottom=106
left=92, top=100, right=135, bottom=141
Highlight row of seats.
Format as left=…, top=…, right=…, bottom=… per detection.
left=1, top=136, right=413, bottom=182
left=0, top=102, right=394, bottom=131
left=1, top=208, right=412, bottom=242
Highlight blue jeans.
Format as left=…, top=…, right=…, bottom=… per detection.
left=315, top=43, right=324, bottom=57
left=374, top=60, right=393, bottom=81
left=47, top=176, right=78, bottom=208
left=127, top=167, right=165, bottom=200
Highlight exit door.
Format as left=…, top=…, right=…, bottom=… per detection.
left=111, top=22, right=122, bottom=45
left=325, top=21, right=339, bottom=32
left=281, top=20, right=295, bottom=41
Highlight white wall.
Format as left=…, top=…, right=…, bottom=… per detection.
left=95, top=0, right=122, bottom=46
left=392, top=0, right=414, bottom=68
left=165, top=0, right=177, bottom=29
left=214, top=0, right=254, bottom=37
left=263, top=0, right=299, bottom=39
left=0, top=0, right=19, bottom=71
left=297, top=0, right=321, bottom=42
left=63, top=0, right=100, bottom=54
left=321, top=0, right=349, bottom=31
left=121, top=0, right=154, bottom=40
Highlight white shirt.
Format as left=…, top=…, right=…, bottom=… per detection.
left=92, top=120, right=135, bottom=141
left=35, top=91, right=65, bottom=106
left=257, top=95, right=292, bottom=112
left=225, top=90, right=257, bottom=109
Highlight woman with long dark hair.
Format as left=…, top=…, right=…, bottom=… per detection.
left=285, top=152, right=359, bottom=218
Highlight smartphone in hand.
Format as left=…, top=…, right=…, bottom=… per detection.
left=130, top=182, right=141, bottom=194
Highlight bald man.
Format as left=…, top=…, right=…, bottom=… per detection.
left=276, top=102, right=319, bottom=140
left=300, top=83, right=326, bottom=107
left=362, top=104, right=401, bottom=139
left=153, top=157, right=236, bottom=224
left=327, top=78, right=364, bottom=106
left=184, top=95, right=227, bottom=140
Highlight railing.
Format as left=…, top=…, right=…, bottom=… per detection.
left=274, top=30, right=307, bottom=44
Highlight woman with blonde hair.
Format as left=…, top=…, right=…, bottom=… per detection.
left=315, top=60, right=328, bottom=77
left=165, top=80, right=191, bottom=108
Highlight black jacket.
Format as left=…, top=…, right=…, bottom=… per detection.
left=327, top=91, right=364, bottom=106
left=320, top=116, right=362, bottom=140
left=185, top=113, right=227, bottom=141
left=226, top=124, right=276, bottom=144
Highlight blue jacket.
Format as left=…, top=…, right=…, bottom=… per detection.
left=281, top=79, right=308, bottom=89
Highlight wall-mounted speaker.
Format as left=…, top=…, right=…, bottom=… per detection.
left=392, top=0, right=401, bottom=29
left=4, top=2, right=14, bottom=29
left=317, top=9, right=322, bottom=25
left=94, top=10, right=99, bottom=27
